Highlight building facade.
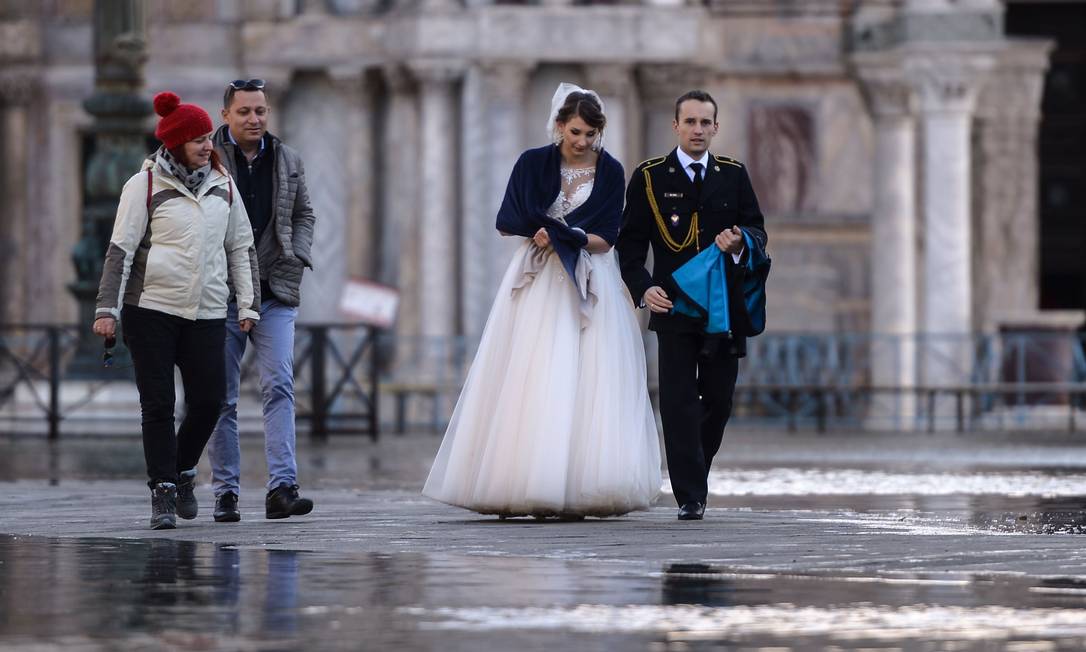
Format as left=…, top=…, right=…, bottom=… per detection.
left=0, top=0, right=1076, bottom=396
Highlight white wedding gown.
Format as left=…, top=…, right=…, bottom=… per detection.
left=422, top=165, right=662, bottom=517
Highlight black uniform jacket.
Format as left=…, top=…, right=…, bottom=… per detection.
left=617, top=149, right=767, bottom=351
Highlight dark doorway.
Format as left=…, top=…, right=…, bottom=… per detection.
left=1006, top=2, right=1086, bottom=311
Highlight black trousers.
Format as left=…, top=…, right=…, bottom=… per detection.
left=656, top=331, right=739, bottom=507
left=122, top=304, right=227, bottom=488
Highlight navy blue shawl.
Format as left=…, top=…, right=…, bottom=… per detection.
left=495, top=144, right=625, bottom=283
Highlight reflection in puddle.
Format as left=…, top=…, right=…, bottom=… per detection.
left=694, top=467, right=1086, bottom=497
left=3, top=536, right=1086, bottom=650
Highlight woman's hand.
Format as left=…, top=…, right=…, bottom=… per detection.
left=532, top=228, right=551, bottom=249
left=240, top=319, right=255, bottom=333
left=92, top=317, right=116, bottom=339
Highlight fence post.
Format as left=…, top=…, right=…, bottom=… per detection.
left=48, top=327, right=61, bottom=441
left=310, top=326, right=328, bottom=441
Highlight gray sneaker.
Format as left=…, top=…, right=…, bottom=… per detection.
left=176, top=469, right=198, bottom=520
left=150, top=482, right=177, bottom=530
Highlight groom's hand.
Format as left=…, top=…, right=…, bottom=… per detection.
left=643, top=286, right=673, bottom=313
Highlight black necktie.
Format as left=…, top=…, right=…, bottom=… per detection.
left=689, top=162, right=704, bottom=205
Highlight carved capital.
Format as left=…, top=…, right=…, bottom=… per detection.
left=975, top=40, right=1054, bottom=121
left=854, top=63, right=912, bottom=118
left=478, top=61, right=534, bottom=103
left=905, top=53, right=995, bottom=115
left=585, top=64, right=634, bottom=99
left=0, top=71, right=37, bottom=106
left=408, top=59, right=466, bottom=86
left=382, top=64, right=415, bottom=95
left=636, top=64, right=705, bottom=108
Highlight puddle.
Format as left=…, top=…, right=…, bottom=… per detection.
left=3, top=536, right=1086, bottom=650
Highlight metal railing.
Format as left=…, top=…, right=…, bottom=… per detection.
left=0, top=323, right=379, bottom=440
left=3, top=326, right=1084, bottom=437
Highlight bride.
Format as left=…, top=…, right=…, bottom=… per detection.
left=422, top=83, right=661, bottom=518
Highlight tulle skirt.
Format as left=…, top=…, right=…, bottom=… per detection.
left=422, top=241, right=662, bottom=517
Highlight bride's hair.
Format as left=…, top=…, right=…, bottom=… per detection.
left=555, top=92, right=606, bottom=131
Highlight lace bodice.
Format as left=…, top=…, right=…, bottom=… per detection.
left=547, top=165, right=595, bottom=223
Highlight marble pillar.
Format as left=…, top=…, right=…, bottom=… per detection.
left=636, top=64, right=704, bottom=160
left=0, top=73, right=33, bottom=324
left=410, top=60, right=464, bottom=343
left=854, top=60, right=918, bottom=425
left=330, top=69, right=378, bottom=282
left=283, top=72, right=350, bottom=323
left=461, top=61, right=531, bottom=339
left=380, top=66, right=421, bottom=344
left=586, top=64, right=633, bottom=172
left=972, top=41, right=1052, bottom=331
left=907, top=54, right=993, bottom=390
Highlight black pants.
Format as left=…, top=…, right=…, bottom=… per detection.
left=122, top=304, right=227, bottom=488
left=656, top=331, right=739, bottom=507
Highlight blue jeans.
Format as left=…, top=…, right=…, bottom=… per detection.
left=207, top=299, right=299, bottom=497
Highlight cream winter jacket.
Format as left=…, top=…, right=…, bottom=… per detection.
left=95, top=159, right=261, bottom=323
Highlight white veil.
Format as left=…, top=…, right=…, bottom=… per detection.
left=546, top=82, right=606, bottom=151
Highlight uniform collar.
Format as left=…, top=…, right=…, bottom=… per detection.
left=675, top=147, right=710, bottom=174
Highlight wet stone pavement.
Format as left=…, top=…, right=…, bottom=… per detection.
left=3, top=430, right=1086, bottom=651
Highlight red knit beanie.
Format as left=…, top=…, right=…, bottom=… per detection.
left=153, top=92, right=213, bottom=150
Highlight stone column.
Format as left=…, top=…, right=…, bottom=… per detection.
left=586, top=64, right=634, bottom=172
left=907, top=53, right=994, bottom=392
left=972, top=41, right=1053, bottom=331
left=380, top=66, right=421, bottom=346
left=636, top=64, right=704, bottom=161
left=473, top=61, right=532, bottom=336
left=283, top=72, right=351, bottom=324
left=0, top=73, right=33, bottom=324
left=854, top=60, right=918, bottom=426
left=330, top=68, right=379, bottom=282
left=409, top=60, right=464, bottom=345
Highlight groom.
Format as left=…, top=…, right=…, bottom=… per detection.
left=617, top=90, right=767, bottom=521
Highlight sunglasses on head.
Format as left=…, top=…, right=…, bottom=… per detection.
left=229, top=78, right=266, bottom=91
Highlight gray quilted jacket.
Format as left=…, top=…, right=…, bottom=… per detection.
left=213, top=125, right=315, bottom=307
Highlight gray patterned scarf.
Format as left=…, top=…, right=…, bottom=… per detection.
left=155, top=146, right=212, bottom=193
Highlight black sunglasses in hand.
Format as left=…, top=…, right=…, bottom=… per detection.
left=229, top=78, right=266, bottom=91
left=102, top=336, right=116, bottom=369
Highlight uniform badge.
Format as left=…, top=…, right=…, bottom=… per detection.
left=669, top=213, right=680, bottom=226
left=714, top=165, right=721, bottom=172
left=664, top=192, right=683, bottom=198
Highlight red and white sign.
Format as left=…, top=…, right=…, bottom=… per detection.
left=339, top=279, right=399, bottom=328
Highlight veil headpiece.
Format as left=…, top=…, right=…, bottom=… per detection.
left=546, top=82, right=606, bottom=152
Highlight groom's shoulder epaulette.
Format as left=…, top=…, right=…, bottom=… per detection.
left=713, top=154, right=744, bottom=169
left=636, top=155, right=667, bottom=172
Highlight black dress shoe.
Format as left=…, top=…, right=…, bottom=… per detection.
left=214, top=491, right=241, bottom=523
left=266, top=483, right=314, bottom=520
left=677, top=501, right=705, bottom=520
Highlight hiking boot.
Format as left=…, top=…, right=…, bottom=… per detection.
left=150, top=482, right=177, bottom=530
left=265, top=483, right=314, bottom=520
left=176, top=468, right=198, bottom=520
left=214, top=492, right=241, bottom=523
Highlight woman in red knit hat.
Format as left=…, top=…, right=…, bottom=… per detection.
left=92, top=91, right=262, bottom=530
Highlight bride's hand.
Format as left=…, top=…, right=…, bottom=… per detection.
left=532, top=228, right=551, bottom=249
